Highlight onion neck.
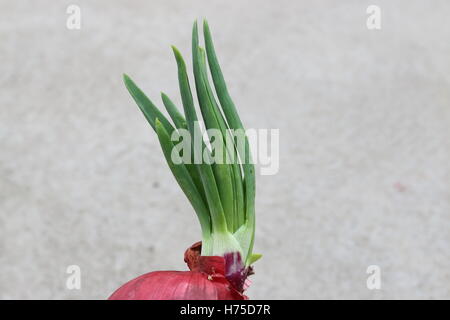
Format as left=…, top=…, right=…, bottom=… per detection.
left=184, top=241, right=249, bottom=293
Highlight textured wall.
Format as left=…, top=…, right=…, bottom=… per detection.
left=1, top=0, right=449, bottom=299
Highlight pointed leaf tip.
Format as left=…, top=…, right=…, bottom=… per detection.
left=123, top=73, right=131, bottom=84
left=248, top=253, right=262, bottom=265
left=171, top=46, right=185, bottom=64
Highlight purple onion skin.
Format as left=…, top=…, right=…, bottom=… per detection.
left=223, top=251, right=249, bottom=292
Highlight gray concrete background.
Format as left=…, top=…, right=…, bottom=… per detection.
left=1, top=0, right=449, bottom=299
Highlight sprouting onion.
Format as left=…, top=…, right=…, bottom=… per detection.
left=109, top=20, right=260, bottom=300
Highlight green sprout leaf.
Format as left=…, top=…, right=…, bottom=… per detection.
left=123, top=20, right=258, bottom=265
